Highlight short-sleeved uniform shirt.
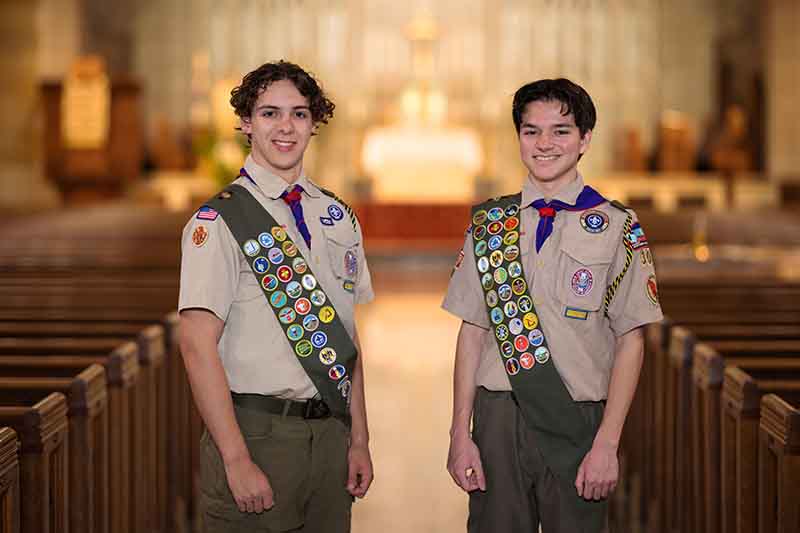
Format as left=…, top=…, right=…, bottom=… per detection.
left=443, top=175, right=663, bottom=401
left=179, top=155, right=374, bottom=400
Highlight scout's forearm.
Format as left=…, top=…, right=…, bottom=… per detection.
left=179, top=309, right=249, bottom=463
left=348, top=332, right=369, bottom=447
left=594, top=327, right=644, bottom=448
left=450, top=321, right=486, bottom=438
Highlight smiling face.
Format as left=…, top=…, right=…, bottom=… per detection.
left=240, top=79, right=314, bottom=183
left=518, top=99, right=592, bottom=194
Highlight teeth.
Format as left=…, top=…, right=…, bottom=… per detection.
left=535, top=155, right=558, bottom=161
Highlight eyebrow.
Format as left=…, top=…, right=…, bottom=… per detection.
left=520, top=122, right=575, bottom=129
left=254, top=104, right=311, bottom=111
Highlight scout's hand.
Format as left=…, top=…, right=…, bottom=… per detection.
left=224, top=455, right=275, bottom=513
left=575, top=441, right=618, bottom=501
left=347, top=443, right=374, bottom=498
left=447, top=433, right=486, bottom=493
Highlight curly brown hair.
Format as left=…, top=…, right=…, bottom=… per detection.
left=230, top=60, right=335, bottom=127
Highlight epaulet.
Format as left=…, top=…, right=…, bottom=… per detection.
left=318, top=186, right=358, bottom=231
left=609, top=199, right=630, bottom=213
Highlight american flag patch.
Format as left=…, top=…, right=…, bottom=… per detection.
left=196, top=206, right=219, bottom=221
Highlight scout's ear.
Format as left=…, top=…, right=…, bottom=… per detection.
left=240, top=116, right=252, bottom=135
left=579, top=129, right=593, bottom=155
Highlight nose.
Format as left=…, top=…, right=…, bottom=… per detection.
left=535, top=133, right=554, bottom=151
left=278, top=113, right=295, bottom=133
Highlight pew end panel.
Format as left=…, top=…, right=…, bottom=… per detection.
left=0, top=427, right=20, bottom=533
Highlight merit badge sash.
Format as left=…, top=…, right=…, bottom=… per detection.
left=472, top=193, right=605, bottom=523
left=205, top=185, right=356, bottom=421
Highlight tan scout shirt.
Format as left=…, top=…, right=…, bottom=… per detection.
left=179, top=155, right=374, bottom=400
left=443, top=175, right=663, bottom=401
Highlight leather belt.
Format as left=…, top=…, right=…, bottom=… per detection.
left=231, top=392, right=332, bottom=419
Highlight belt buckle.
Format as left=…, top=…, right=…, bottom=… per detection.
left=303, top=398, right=331, bottom=419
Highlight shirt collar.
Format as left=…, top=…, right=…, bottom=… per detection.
left=521, top=173, right=585, bottom=208
left=243, top=154, right=321, bottom=199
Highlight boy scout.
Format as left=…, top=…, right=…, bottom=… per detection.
left=179, top=60, right=373, bottom=533
left=444, top=78, right=663, bottom=532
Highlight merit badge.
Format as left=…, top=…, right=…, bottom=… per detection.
left=268, top=248, right=284, bottom=264
left=293, top=257, right=308, bottom=274
left=518, top=296, right=533, bottom=313
left=475, top=240, right=488, bottom=257
left=243, top=239, right=260, bottom=257
left=296, top=340, right=314, bottom=358
left=514, top=335, right=529, bottom=352
left=481, top=273, right=494, bottom=290
left=487, top=221, right=503, bottom=235
left=277, top=265, right=293, bottom=283
left=646, top=275, right=659, bottom=305
left=286, top=281, right=303, bottom=299
left=580, top=210, right=609, bottom=234
left=271, top=226, right=287, bottom=242
left=279, top=308, right=297, bottom=325
left=302, top=274, right=318, bottom=291
left=519, top=352, right=535, bottom=370
left=490, top=307, right=504, bottom=325
left=501, top=341, right=515, bottom=358
left=295, top=297, right=312, bottom=315
left=504, top=301, right=518, bottom=318
left=487, top=207, right=504, bottom=221
left=472, top=210, right=488, bottom=226
left=338, top=378, right=352, bottom=398
left=509, top=318, right=524, bottom=336
left=343, top=280, right=355, bottom=293
left=310, top=289, right=327, bottom=306
left=494, top=267, right=508, bottom=285
left=329, top=364, right=346, bottom=380
left=508, top=261, right=523, bottom=278
left=270, top=291, right=288, bottom=308
left=319, top=306, right=336, bottom=323
left=505, top=204, right=520, bottom=217
left=626, top=223, right=648, bottom=250
left=320, top=347, right=337, bottom=365
left=534, top=346, right=550, bottom=364
left=473, top=225, right=487, bottom=240
left=262, top=274, right=279, bottom=292
left=328, top=205, right=344, bottom=221
left=571, top=268, right=593, bottom=296
left=286, top=324, right=304, bottom=341
left=192, top=225, right=209, bottom=247
left=477, top=256, right=490, bottom=273
left=485, top=290, right=499, bottom=307
left=498, top=284, right=512, bottom=301
left=254, top=257, right=270, bottom=274
left=344, top=250, right=358, bottom=277
left=282, top=241, right=298, bottom=257
left=495, top=324, right=509, bottom=341
left=506, top=358, right=520, bottom=376
left=258, top=232, right=275, bottom=248
left=523, top=312, right=539, bottom=331
left=503, top=231, right=520, bottom=246
left=488, top=235, right=503, bottom=251
left=504, top=217, right=520, bottom=232
left=303, top=314, right=319, bottom=331
left=320, top=217, right=334, bottom=226
left=512, top=278, right=527, bottom=296
left=504, top=245, right=520, bottom=262
left=528, top=328, right=544, bottom=347
left=311, top=331, right=328, bottom=349
left=489, top=251, right=503, bottom=268
left=196, top=206, right=219, bottom=221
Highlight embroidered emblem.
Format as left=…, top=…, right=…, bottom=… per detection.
left=475, top=240, right=488, bottom=257
left=519, top=352, right=535, bottom=370
left=506, top=358, right=520, bottom=376
left=487, top=207, right=505, bottom=221
left=262, top=274, right=279, bottom=292
left=514, top=335, right=529, bottom=352
left=277, top=265, right=293, bottom=283
left=489, top=251, right=504, bottom=268
left=528, top=328, right=544, bottom=347
left=504, top=301, right=518, bottom=318
left=269, top=291, right=288, bottom=308
left=625, top=222, right=648, bottom=250
left=320, top=217, right=334, bottom=226
left=329, top=364, right=346, bottom=380
left=268, top=248, right=284, bottom=264
left=481, top=273, right=494, bottom=290
left=580, top=210, right=609, bottom=234
left=293, top=257, right=308, bottom=274
left=495, top=324, right=509, bottom=341
left=503, top=231, right=519, bottom=246
left=455, top=250, right=466, bottom=270
left=641, top=248, right=653, bottom=266
left=512, top=278, right=527, bottom=296
left=487, top=221, right=503, bottom=235
left=338, top=378, right=352, bottom=398
left=501, top=341, right=515, bottom=358
left=477, top=256, right=489, bottom=273
left=328, top=205, right=344, bottom=221
left=343, top=280, right=355, bottom=293
left=498, top=284, right=512, bottom=301
left=282, top=241, right=298, bottom=257
left=571, top=268, right=594, bottom=296
left=505, top=204, right=520, bottom=217
left=303, top=314, right=319, bottom=331
left=488, top=235, right=503, bottom=251
left=494, top=267, right=508, bottom=285
left=646, top=275, right=659, bottom=305
left=295, top=298, right=312, bottom=315
left=285, top=281, right=302, bottom=299
left=508, top=261, right=523, bottom=278
left=319, top=306, right=336, bottom=323
left=509, top=318, right=524, bottom=335
left=271, top=226, right=287, bottom=242
left=564, top=307, right=589, bottom=320
left=504, top=217, right=519, bottom=231
left=518, top=296, right=532, bottom=312
left=258, top=232, right=275, bottom=248
left=491, top=307, right=504, bottom=324
left=486, top=290, right=499, bottom=307
left=534, top=346, right=550, bottom=364
left=196, top=206, right=219, bottom=221
left=320, top=347, right=337, bottom=365
left=504, top=245, right=520, bottom=262
left=286, top=324, right=303, bottom=340
left=310, top=289, right=327, bottom=306
left=473, top=225, right=487, bottom=240
left=243, top=239, right=260, bottom=257
left=472, top=210, right=488, bottom=226
left=302, top=274, right=317, bottom=291
left=522, top=312, right=539, bottom=330
left=279, top=308, right=297, bottom=325
left=311, top=331, right=328, bottom=349
left=344, top=250, right=358, bottom=277
left=192, top=225, right=209, bottom=247
left=296, top=340, right=314, bottom=357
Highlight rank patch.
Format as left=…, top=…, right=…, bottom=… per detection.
left=196, top=206, right=219, bottom=221
left=571, top=268, right=594, bottom=296
left=192, top=225, right=209, bottom=247
left=580, top=210, right=609, bottom=233
left=564, top=307, right=589, bottom=320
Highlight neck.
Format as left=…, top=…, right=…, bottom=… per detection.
left=528, top=169, right=579, bottom=199
left=251, top=152, right=303, bottom=184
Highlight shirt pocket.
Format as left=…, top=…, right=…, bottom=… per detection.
left=556, top=240, right=614, bottom=314
left=322, top=229, right=362, bottom=283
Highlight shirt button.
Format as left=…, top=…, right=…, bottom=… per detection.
left=536, top=260, right=544, bottom=268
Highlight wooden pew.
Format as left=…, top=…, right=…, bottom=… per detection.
left=0, top=346, right=138, bottom=533
left=0, top=365, right=107, bottom=533
left=0, top=427, right=21, bottom=533
left=0, top=393, right=69, bottom=533
left=758, top=394, right=800, bottom=533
